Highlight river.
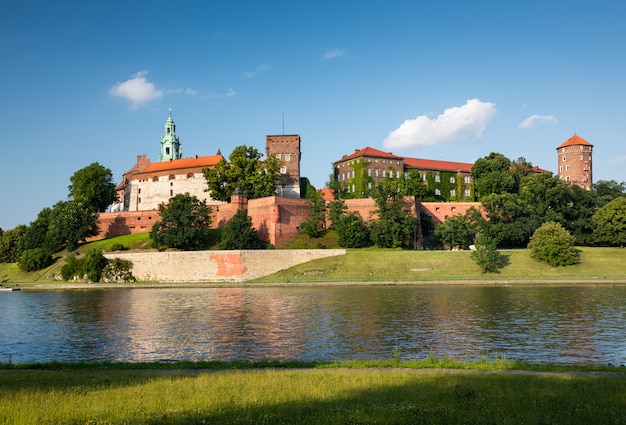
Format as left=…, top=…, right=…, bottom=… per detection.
left=0, top=285, right=624, bottom=365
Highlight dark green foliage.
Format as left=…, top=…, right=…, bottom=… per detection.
left=18, top=248, right=53, bottom=272
left=327, top=199, right=347, bottom=228
left=435, top=214, right=474, bottom=250
left=151, top=193, right=213, bottom=250
left=68, top=162, right=117, bottom=212
left=335, top=212, right=370, bottom=248
left=218, top=209, right=264, bottom=250
left=300, top=177, right=317, bottom=199
left=471, top=152, right=515, bottom=198
left=368, top=184, right=419, bottom=249
left=61, top=249, right=110, bottom=282
left=528, top=222, right=579, bottom=267
left=22, top=207, right=53, bottom=252
left=0, top=225, right=26, bottom=263
left=102, top=258, right=136, bottom=283
left=592, top=196, right=626, bottom=247
left=481, top=193, right=532, bottom=248
left=203, top=145, right=282, bottom=202
left=109, top=243, right=128, bottom=252
left=300, top=191, right=326, bottom=238
left=470, top=233, right=504, bottom=273
left=47, top=201, right=99, bottom=252
left=593, top=180, right=626, bottom=207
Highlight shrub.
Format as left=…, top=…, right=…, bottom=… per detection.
left=60, top=249, right=109, bottom=282
left=102, top=258, right=135, bottom=282
left=528, top=221, right=579, bottom=267
left=109, top=243, right=128, bottom=252
left=219, top=209, right=264, bottom=250
left=18, top=248, right=53, bottom=272
left=470, top=233, right=503, bottom=273
left=335, top=213, right=370, bottom=248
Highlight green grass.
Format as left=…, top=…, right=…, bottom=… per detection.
left=253, top=246, right=626, bottom=283
left=1, top=361, right=624, bottom=424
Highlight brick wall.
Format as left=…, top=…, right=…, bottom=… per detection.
left=420, top=202, right=483, bottom=224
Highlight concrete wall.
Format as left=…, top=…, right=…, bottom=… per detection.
left=104, top=249, right=345, bottom=282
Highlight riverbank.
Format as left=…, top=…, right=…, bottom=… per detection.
left=1, top=361, right=624, bottom=424
left=2, top=246, right=626, bottom=287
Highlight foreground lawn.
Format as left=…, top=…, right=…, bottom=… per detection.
left=1, top=364, right=624, bottom=424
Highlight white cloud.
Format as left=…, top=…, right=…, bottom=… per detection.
left=244, top=63, right=272, bottom=78
left=324, top=48, right=345, bottom=59
left=167, top=88, right=198, bottom=96
left=518, top=114, right=558, bottom=129
left=383, top=99, right=496, bottom=150
left=109, top=71, right=163, bottom=109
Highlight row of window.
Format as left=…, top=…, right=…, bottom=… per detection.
left=339, top=170, right=472, bottom=184
left=344, top=184, right=473, bottom=198
left=559, top=164, right=592, bottom=172
left=561, top=155, right=592, bottom=161
left=275, top=153, right=292, bottom=161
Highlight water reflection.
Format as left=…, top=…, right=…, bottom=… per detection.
left=0, top=285, right=625, bottom=365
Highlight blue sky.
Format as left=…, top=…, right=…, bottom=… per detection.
left=2, top=0, right=625, bottom=230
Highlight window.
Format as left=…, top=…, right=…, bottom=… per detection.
left=375, top=169, right=379, bottom=177
left=562, top=156, right=567, bottom=161
left=352, top=184, right=355, bottom=193
left=382, top=170, right=386, bottom=178
left=464, top=189, right=471, bottom=197
left=450, top=189, right=455, bottom=197
left=421, top=173, right=427, bottom=181
left=464, top=176, right=471, bottom=184
left=285, top=154, right=291, bottom=161
left=449, top=176, right=455, bottom=184
left=435, top=189, right=441, bottom=196
left=138, top=188, right=141, bottom=194
left=559, top=166, right=563, bottom=172
left=276, top=153, right=281, bottom=160
left=169, top=175, right=175, bottom=180
left=368, top=168, right=372, bottom=176
left=566, top=165, right=570, bottom=171
left=368, top=182, right=372, bottom=189
left=280, top=166, right=287, bottom=174
left=352, top=170, right=355, bottom=178
left=435, top=174, right=440, bottom=182
left=170, top=190, right=173, bottom=196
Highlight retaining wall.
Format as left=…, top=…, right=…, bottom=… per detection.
left=104, top=249, right=346, bottom=283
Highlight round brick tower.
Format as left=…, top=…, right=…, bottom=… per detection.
left=556, top=134, right=593, bottom=191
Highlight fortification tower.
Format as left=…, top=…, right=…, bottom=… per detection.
left=158, top=108, right=182, bottom=162
left=556, top=134, right=593, bottom=191
left=266, top=134, right=301, bottom=198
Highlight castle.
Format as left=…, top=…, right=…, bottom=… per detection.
left=97, top=111, right=593, bottom=246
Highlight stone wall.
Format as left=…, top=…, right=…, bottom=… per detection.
left=104, top=249, right=345, bottom=282
left=419, top=202, right=483, bottom=224
left=96, top=210, right=160, bottom=239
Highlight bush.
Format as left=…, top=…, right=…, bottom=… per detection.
left=219, top=209, right=264, bottom=250
left=60, top=249, right=109, bottom=282
left=335, top=213, right=370, bottom=248
left=18, top=248, right=53, bottom=272
left=470, top=234, right=503, bottom=273
left=528, top=221, right=579, bottom=267
left=109, top=243, right=128, bottom=252
left=102, top=258, right=135, bottom=282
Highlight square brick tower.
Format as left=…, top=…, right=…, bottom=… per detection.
left=557, top=134, right=593, bottom=191
left=266, top=134, right=301, bottom=198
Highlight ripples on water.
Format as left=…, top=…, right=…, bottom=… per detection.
left=0, top=285, right=625, bottom=365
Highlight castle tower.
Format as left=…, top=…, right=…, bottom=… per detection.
left=158, top=108, right=182, bottom=162
left=557, top=134, right=593, bottom=191
left=266, top=134, right=301, bottom=198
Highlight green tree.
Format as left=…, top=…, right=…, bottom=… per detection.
left=434, top=214, right=474, bottom=250
left=471, top=152, right=515, bottom=198
left=68, top=162, right=117, bottom=212
left=470, top=233, right=503, bottom=273
left=18, top=248, right=53, bottom=272
left=481, top=193, right=532, bottom=248
left=403, top=169, right=432, bottom=200
left=0, top=226, right=26, bottom=263
left=47, top=201, right=99, bottom=252
left=368, top=184, right=419, bottom=248
left=203, top=145, right=282, bottom=202
left=592, top=196, right=626, bottom=247
left=510, top=157, right=535, bottom=193
left=327, top=199, right=347, bottom=228
left=593, top=180, right=626, bottom=207
left=151, top=193, right=213, bottom=250
left=528, top=221, right=579, bottom=267
left=300, top=191, right=327, bottom=238
left=218, top=209, right=264, bottom=249
left=335, top=212, right=370, bottom=248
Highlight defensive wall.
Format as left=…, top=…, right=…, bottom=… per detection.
left=96, top=196, right=483, bottom=247
left=104, top=249, right=346, bottom=282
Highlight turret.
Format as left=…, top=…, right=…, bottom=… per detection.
left=158, top=108, right=182, bottom=161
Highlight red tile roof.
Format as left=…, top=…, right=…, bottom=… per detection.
left=142, top=154, right=224, bottom=173
left=557, top=134, right=593, bottom=149
left=404, top=157, right=474, bottom=172
left=336, top=147, right=404, bottom=163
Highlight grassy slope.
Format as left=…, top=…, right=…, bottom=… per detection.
left=2, top=231, right=626, bottom=284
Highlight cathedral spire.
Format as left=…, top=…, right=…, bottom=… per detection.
left=158, top=108, right=182, bottom=161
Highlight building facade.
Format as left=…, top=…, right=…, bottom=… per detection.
left=334, top=147, right=476, bottom=201
left=556, top=134, right=593, bottom=191
left=266, top=134, right=301, bottom=198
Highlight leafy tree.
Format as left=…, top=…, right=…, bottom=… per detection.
left=593, top=180, right=626, bottom=207
left=218, top=209, right=264, bottom=249
left=22, top=207, right=58, bottom=253
left=471, top=152, right=515, bottom=198
left=60, top=249, right=110, bottom=282
left=592, top=196, right=626, bottom=247
left=335, top=212, right=370, bottom=248
left=0, top=225, right=26, bottom=263
left=69, top=162, right=117, bottom=212
left=300, top=191, right=327, bottom=238
left=151, top=193, right=213, bottom=250
left=203, top=145, right=282, bottom=202
left=327, top=199, right=347, bottom=228
left=481, top=193, right=532, bottom=248
left=470, top=233, right=503, bottom=273
left=403, top=169, right=432, bottom=200
left=18, top=248, right=53, bottom=272
left=368, top=184, right=419, bottom=249
left=300, top=177, right=317, bottom=199
left=47, top=201, right=99, bottom=252
left=528, top=221, right=579, bottom=267
left=510, top=157, right=535, bottom=193
left=434, top=214, right=474, bottom=250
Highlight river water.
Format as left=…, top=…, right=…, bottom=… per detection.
left=0, top=285, right=624, bottom=365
